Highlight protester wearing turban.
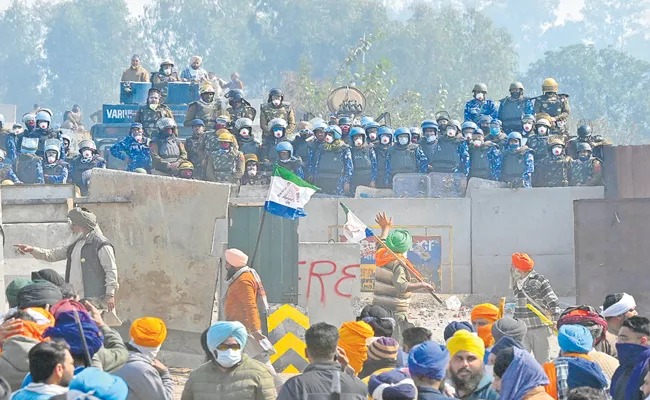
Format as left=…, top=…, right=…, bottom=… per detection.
left=31, top=268, right=65, bottom=287
left=17, top=281, right=62, bottom=310
left=113, top=318, right=175, bottom=400
left=471, top=304, right=499, bottom=353
left=338, top=320, right=375, bottom=375
left=408, top=341, right=452, bottom=399
left=67, top=367, right=128, bottom=400
left=15, top=207, right=119, bottom=313
left=492, top=316, right=528, bottom=344
left=5, top=278, right=32, bottom=309
left=510, top=252, right=562, bottom=364
left=45, top=311, right=104, bottom=362
left=601, top=292, right=637, bottom=358
left=444, top=321, right=476, bottom=342
left=359, top=337, right=400, bottom=380
left=447, top=330, right=499, bottom=400
left=182, top=321, right=276, bottom=400
left=542, top=325, right=609, bottom=399
left=493, top=347, right=552, bottom=400
left=50, top=299, right=86, bottom=319
left=368, top=369, right=417, bottom=400
left=489, top=336, right=525, bottom=365
left=181, top=55, right=208, bottom=83
left=372, top=212, right=435, bottom=343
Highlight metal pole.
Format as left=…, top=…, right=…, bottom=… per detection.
left=249, top=209, right=267, bottom=268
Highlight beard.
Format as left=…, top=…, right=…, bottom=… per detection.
left=449, top=365, right=485, bottom=395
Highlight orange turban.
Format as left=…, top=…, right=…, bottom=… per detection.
left=471, top=303, right=499, bottom=348
left=512, top=253, right=534, bottom=271
left=130, top=317, right=167, bottom=348
left=338, top=321, right=374, bottom=374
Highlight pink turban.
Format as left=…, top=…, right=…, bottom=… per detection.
left=225, top=248, right=248, bottom=267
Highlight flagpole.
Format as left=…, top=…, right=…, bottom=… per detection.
left=249, top=209, right=267, bottom=268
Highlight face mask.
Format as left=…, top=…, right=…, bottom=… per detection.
left=509, top=142, right=520, bottom=150
left=239, top=129, right=250, bottom=138
left=579, top=155, right=589, bottom=161
left=149, top=103, right=158, bottom=110
left=380, top=136, right=390, bottom=145
left=220, top=143, right=230, bottom=150
left=552, top=146, right=563, bottom=156
left=47, top=154, right=56, bottom=163
left=13, top=128, right=21, bottom=135
left=354, top=138, right=363, bottom=146
left=39, top=122, right=48, bottom=129
left=134, top=134, right=144, bottom=143
left=538, top=126, right=548, bottom=135
left=472, top=140, right=482, bottom=147
left=511, top=91, right=521, bottom=99
left=340, top=125, right=350, bottom=134
left=490, top=127, right=499, bottom=136
left=368, top=132, right=377, bottom=141
left=325, top=135, right=334, bottom=144
left=523, top=123, right=533, bottom=132
left=426, top=135, right=436, bottom=143
left=164, top=68, right=172, bottom=75
left=447, top=129, right=455, bottom=137
left=398, top=136, right=409, bottom=145
left=273, top=129, right=284, bottom=138
left=477, top=325, right=494, bottom=348
left=247, top=166, right=257, bottom=176
left=215, top=349, right=242, bottom=368
left=82, top=149, right=93, bottom=159
left=475, top=93, right=485, bottom=101
left=272, top=99, right=281, bottom=107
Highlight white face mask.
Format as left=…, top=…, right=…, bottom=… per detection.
left=82, top=149, right=93, bottom=159
left=273, top=129, right=284, bottom=138
left=538, top=126, right=548, bottom=135
left=247, top=166, right=257, bottom=176
left=523, top=122, right=533, bottom=132
left=134, top=134, right=144, bottom=143
left=426, top=135, right=436, bottom=143
left=380, top=136, right=390, bottom=145
left=354, top=138, right=363, bottom=146
left=552, top=146, right=563, bottom=156
left=163, top=68, right=172, bottom=75
left=39, top=122, right=48, bottom=129
left=472, top=140, right=482, bottom=147
left=239, top=128, right=250, bottom=138
left=447, top=130, right=456, bottom=137
left=47, top=154, right=56, bottom=163
left=149, top=103, right=158, bottom=110
left=398, top=136, right=409, bottom=145
left=368, top=132, right=377, bottom=140
left=272, top=99, right=281, bottom=106
left=325, top=135, right=334, bottom=144
left=215, top=349, right=242, bottom=368
left=13, top=128, right=21, bottom=135
left=475, top=93, right=485, bottom=101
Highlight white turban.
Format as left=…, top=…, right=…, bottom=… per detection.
left=602, top=293, right=636, bottom=318
left=190, top=56, right=202, bottom=64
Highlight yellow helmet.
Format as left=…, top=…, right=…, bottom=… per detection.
left=542, top=78, right=558, bottom=92
left=217, top=114, right=231, bottom=122
left=1, top=180, right=14, bottom=185
left=548, top=136, right=564, bottom=147
left=200, top=85, right=215, bottom=95
left=217, top=129, right=234, bottom=143
left=245, top=154, right=259, bottom=163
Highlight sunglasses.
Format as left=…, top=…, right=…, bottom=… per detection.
left=299, top=129, right=310, bottom=134
left=216, top=343, right=241, bottom=351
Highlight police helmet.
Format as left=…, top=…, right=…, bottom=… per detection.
left=509, top=82, right=524, bottom=91
left=22, top=113, right=36, bottom=124
left=312, top=121, right=328, bottom=132
left=521, top=114, right=536, bottom=123
left=338, top=117, right=352, bottom=126
left=421, top=120, right=438, bottom=130
left=217, top=131, right=235, bottom=143
left=435, top=111, right=450, bottom=123
left=449, top=120, right=462, bottom=131
left=461, top=121, right=478, bottom=131
left=542, top=78, right=559, bottom=93
left=478, top=115, right=493, bottom=125
left=148, top=87, right=162, bottom=96
left=410, top=127, right=422, bottom=136
left=21, top=137, right=39, bottom=154
left=577, top=125, right=592, bottom=138
left=327, top=125, right=342, bottom=140
left=131, top=122, right=144, bottom=130
left=365, top=121, right=380, bottom=130
left=535, top=118, right=552, bottom=128
left=78, top=139, right=97, bottom=152
left=576, top=142, right=592, bottom=153
left=393, top=127, right=411, bottom=141
left=507, top=132, right=523, bottom=142
left=134, top=168, right=148, bottom=174
left=378, top=126, right=394, bottom=137
left=472, top=83, right=488, bottom=93
left=267, top=88, right=284, bottom=103
left=199, top=85, right=215, bottom=95
left=60, top=131, right=73, bottom=144
left=44, top=139, right=61, bottom=157
left=490, top=119, right=502, bottom=127
left=276, top=141, right=293, bottom=157
left=361, top=116, right=375, bottom=129
left=215, top=115, right=231, bottom=126
left=270, top=118, right=288, bottom=130
left=226, top=89, right=244, bottom=100
left=245, top=154, right=259, bottom=164
left=474, top=128, right=484, bottom=136
left=156, top=117, right=177, bottom=130
left=548, top=137, right=565, bottom=148
left=35, top=111, right=51, bottom=123
left=350, top=127, right=365, bottom=138
left=191, top=119, right=205, bottom=127
left=160, top=58, right=174, bottom=67
left=235, top=118, right=253, bottom=131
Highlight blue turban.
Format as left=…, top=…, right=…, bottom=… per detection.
left=44, top=311, right=103, bottom=358
left=443, top=321, right=476, bottom=342
left=69, top=367, right=128, bottom=400
left=368, top=369, right=417, bottom=400
left=491, top=336, right=525, bottom=357
left=206, top=321, right=247, bottom=352
left=558, top=324, right=593, bottom=354
left=408, top=341, right=450, bottom=380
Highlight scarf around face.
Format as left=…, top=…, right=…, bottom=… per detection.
left=611, top=343, right=650, bottom=399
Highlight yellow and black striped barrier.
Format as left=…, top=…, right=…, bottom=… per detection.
left=267, top=304, right=309, bottom=373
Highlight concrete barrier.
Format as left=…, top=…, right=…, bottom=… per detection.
left=469, top=186, right=604, bottom=297
left=4, top=223, right=70, bottom=280
left=87, top=169, right=230, bottom=367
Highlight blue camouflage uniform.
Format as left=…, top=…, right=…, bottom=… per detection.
left=384, top=146, right=428, bottom=186
left=464, top=99, right=499, bottom=123
left=369, top=148, right=378, bottom=183
left=457, top=141, right=470, bottom=176
left=311, top=144, right=353, bottom=195
left=110, top=136, right=152, bottom=172
left=0, top=133, right=17, bottom=163
left=0, top=161, right=20, bottom=183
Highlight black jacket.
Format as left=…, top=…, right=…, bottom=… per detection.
left=277, top=361, right=367, bottom=400
left=417, top=386, right=455, bottom=400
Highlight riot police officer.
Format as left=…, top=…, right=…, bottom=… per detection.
left=306, top=121, right=329, bottom=180
left=498, top=82, right=534, bottom=133
left=420, top=120, right=439, bottom=167
left=477, top=115, right=492, bottom=138
left=428, top=122, right=468, bottom=175
left=521, top=114, right=536, bottom=139
left=234, top=117, right=260, bottom=157
left=461, top=121, right=477, bottom=141
left=241, top=154, right=265, bottom=185
left=349, top=127, right=378, bottom=192
left=69, top=139, right=105, bottom=195
left=184, top=85, right=223, bottom=128
left=365, top=121, right=380, bottom=145
left=0, top=114, right=17, bottom=163
left=149, top=118, right=190, bottom=177
left=569, top=143, right=603, bottom=186
left=527, top=118, right=552, bottom=187
left=134, top=88, right=174, bottom=138
left=499, top=132, right=534, bottom=188
left=338, top=117, right=353, bottom=144
left=185, top=119, right=206, bottom=177
left=205, top=131, right=245, bottom=183
left=151, top=59, right=180, bottom=100
left=374, top=126, right=393, bottom=188
left=486, top=119, right=507, bottom=147
left=22, top=113, right=36, bottom=135
left=409, top=127, right=422, bottom=144
left=226, top=89, right=256, bottom=123
left=311, top=125, right=353, bottom=196
left=260, top=88, right=295, bottom=137
left=468, top=128, right=501, bottom=181
left=567, top=125, right=612, bottom=160
left=0, top=149, right=20, bottom=183
left=15, top=138, right=43, bottom=184
left=292, top=121, right=313, bottom=165
left=360, top=116, right=375, bottom=129
left=110, top=123, right=152, bottom=173
left=535, top=136, right=571, bottom=187
left=275, top=141, right=304, bottom=178
left=435, top=111, right=451, bottom=131
left=43, top=139, right=69, bottom=184
left=22, top=110, right=62, bottom=158
left=385, top=127, right=428, bottom=185
left=261, top=118, right=290, bottom=168
left=464, top=83, right=498, bottom=123
left=533, top=78, right=570, bottom=135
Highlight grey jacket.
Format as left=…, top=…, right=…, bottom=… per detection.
left=92, top=325, right=129, bottom=373
left=0, top=335, right=39, bottom=391
left=113, top=350, right=175, bottom=400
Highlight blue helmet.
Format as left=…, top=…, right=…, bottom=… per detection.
left=394, top=127, right=411, bottom=141
left=131, top=122, right=143, bottom=130
left=361, top=116, right=375, bottom=129
left=365, top=121, right=380, bottom=130
left=461, top=121, right=477, bottom=131
left=338, top=116, right=352, bottom=126
left=350, top=127, right=365, bottom=137
left=474, top=128, right=484, bottom=136
left=421, top=120, right=438, bottom=130
left=313, top=121, right=328, bottom=132
left=327, top=125, right=342, bottom=140
left=508, top=131, right=523, bottom=144
left=35, top=110, right=51, bottom=123
left=490, top=119, right=502, bottom=127
left=276, top=141, right=293, bottom=157
left=478, top=115, right=492, bottom=125
left=191, top=119, right=205, bottom=126
left=378, top=126, right=393, bottom=137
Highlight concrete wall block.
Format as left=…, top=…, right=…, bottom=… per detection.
left=1, top=184, right=75, bottom=201
left=2, top=204, right=69, bottom=223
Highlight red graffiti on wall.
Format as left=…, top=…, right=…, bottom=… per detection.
left=303, top=260, right=360, bottom=305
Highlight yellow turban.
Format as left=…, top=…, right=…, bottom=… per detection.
left=130, top=317, right=167, bottom=348
left=447, top=329, right=485, bottom=359
left=338, top=321, right=374, bottom=374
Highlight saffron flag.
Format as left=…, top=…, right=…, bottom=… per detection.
left=264, top=166, right=319, bottom=220
left=340, top=202, right=374, bottom=243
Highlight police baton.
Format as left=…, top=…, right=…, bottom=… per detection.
left=72, top=308, right=93, bottom=367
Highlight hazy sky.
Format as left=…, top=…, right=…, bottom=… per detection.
left=0, top=0, right=152, bottom=15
